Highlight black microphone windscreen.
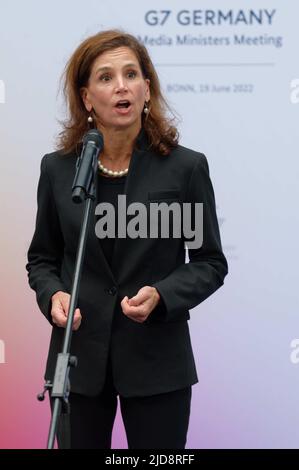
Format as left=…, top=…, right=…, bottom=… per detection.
left=83, top=129, right=104, bottom=149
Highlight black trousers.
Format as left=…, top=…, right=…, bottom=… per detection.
left=55, top=357, right=192, bottom=449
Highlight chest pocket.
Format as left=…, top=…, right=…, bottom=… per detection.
left=148, top=190, right=180, bottom=201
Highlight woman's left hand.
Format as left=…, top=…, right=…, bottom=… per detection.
left=121, top=286, right=161, bottom=323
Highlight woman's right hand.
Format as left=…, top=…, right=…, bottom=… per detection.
left=51, top=291, right=82, bottom=331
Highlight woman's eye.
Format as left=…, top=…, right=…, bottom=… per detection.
left=127, top=71, right=137, bottom=79
left=100, top=74, right=111, bottom=82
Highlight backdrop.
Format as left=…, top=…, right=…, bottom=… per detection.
left=0, top=0, right=298, bottom=449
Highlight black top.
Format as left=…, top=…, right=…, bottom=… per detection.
left=96, top=172, right=127, bottom=267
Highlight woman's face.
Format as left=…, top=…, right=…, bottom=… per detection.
left=81, top=47, right=150, bottom=133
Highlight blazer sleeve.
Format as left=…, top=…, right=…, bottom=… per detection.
left=152, top=154, right=228, bottom=321
left=26, top=155, right=66, bottom=323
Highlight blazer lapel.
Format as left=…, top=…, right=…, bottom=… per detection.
left=86, top=131, right=153, bottom=285
left=82, top=172, right=118, bottom=286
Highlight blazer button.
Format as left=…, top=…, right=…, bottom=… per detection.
left=107, top=286, right=117, bottom=296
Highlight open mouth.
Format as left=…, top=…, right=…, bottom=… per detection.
left=115, top=100, right=131, bottom=109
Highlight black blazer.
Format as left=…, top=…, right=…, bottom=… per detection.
left=26, top=133, right=228, bottom=397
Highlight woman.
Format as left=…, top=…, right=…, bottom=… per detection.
left=26, top=30, right=228, bottom=449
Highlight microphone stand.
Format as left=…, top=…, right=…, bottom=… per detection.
left=37, top=139, right=100, bottom=449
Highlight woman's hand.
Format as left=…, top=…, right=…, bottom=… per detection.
left=51, top=291, right=82, bottom=331
left=121, top=286, right=160, bottom=323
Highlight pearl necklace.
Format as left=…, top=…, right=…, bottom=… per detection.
left=98, top=159, right=128, bottom=177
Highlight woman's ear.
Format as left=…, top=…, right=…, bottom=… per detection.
left=80, top=87, right=92, bottom=112
left=145, top=79, right=150, bottom=102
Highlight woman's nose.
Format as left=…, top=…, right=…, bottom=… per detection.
left=115, top=76, right=128, bottom=92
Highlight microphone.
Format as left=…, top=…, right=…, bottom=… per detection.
left=72, top=129, right=103, bottom=203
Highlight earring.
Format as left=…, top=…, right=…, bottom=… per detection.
left=143, top=102, right=149, bottom=115
left=87, top=115, right=93, bottom=124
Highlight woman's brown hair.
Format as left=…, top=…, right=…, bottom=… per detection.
left=57, top=30, right=179, bottom=155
